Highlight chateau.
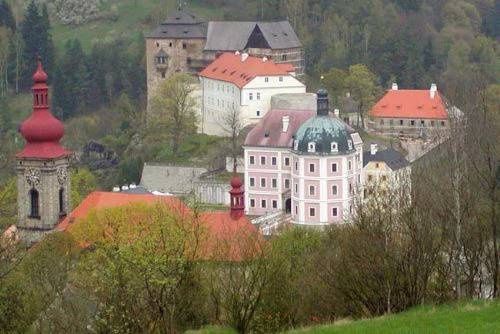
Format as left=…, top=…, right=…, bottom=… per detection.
left=244, top=90, right=364, bottom=227
left=145, top=10, right=304, bottom=103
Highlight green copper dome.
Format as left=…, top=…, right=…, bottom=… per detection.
left=294, top=115, right=355, bottom=155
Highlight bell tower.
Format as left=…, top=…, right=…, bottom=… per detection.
left=16, top=59, right=71, bottom=244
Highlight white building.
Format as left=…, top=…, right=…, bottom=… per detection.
left=199, top=52, right=305, bottom=136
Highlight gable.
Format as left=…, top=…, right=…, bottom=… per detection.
left=245, top=24, right=271, bottom=49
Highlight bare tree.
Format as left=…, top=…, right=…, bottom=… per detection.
left=220, top=107, right=244, bottom=173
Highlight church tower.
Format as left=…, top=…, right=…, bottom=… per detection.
left=229, top=175, right=244, bottom=220
left=16, top=59, right=71, bottom=244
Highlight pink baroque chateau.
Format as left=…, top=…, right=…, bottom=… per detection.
left=244, top=90, right=363, bottom=226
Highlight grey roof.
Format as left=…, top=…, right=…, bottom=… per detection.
left=146, top=10, right=207, bottom=39
left=363, top=148, right=410, bottom=171
left=294, top=115, right=357, bottom=155
left=140, top=164, right=208, bottom=195
left=204, top=21, right=301, bottom=51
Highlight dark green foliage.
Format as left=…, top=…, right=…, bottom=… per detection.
left=0, top=0, right=15, bottom=31
left=20, top=0, right=55, bottom=90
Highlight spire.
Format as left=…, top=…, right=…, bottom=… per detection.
left=229, top=175, right=244, bottom=220
left=17, top=58, right=70, bottom=159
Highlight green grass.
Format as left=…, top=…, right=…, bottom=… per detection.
left=185, top=326, right=237, bottom=334
left=288, top=300, right=500, bottom=334
left=50, top=0, right=221, bottom=52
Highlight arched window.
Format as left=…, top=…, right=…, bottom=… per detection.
left=30, top=189, right=40, bottom=218
left=59, top=188, right=65, bottom=215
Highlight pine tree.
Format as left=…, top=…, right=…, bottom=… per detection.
left=20, top=1, right=54, bottom=91
left=0, top=0, right=15, bottom=31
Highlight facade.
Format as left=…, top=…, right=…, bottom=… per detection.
left=145, top=10, right=304, bottom=107
left=199, top=52, right=305, bottom=135
left=367, top=83, right=449, bottom=137
left=362, top=144, right=411, bottom=201
left=244, top=90, right=363, bottom=227
left=145, top=10, right=208, bottom=102
left=16, top=60, right=71, bottom=244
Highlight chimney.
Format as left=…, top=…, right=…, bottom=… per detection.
left=316, top=89, right=329, bottom=116
left=262, top=56, right=268, bottom=62
left=282, top=115, right=290, bottom=132
left=430, top=83, right=437, bottom=99
left=241, top=53, right=249, bottom=62
left=392, top=83, right=398, bottom=91
left=333, top=108, right=340, bottom=117
left=229, top=176, right=244, bottom=220
left=370, top=143, right=378, bottom=156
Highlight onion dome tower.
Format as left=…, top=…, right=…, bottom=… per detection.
left=16, top=59, right=71, bottom=244
left=229, top=175, right=244, bottom=220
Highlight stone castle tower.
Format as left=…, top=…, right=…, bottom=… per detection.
left=16, top=59, right=71, bottom=244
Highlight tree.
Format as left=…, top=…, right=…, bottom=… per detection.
left=0, top=27, right=10, bottom=96
left=220, top=107, right=244, bottom=173
left=0, top=178, right=16, bottom=231
left=70, top=203, right=206, bottom=333
left=344, top=64, right=381, bottom=129
left=0, top=0, right=15, bottom=31
left=321, top=67, right=347, bottom=107
left=70, top=168, right=97, bottom=209
left=149, top=73, right=198, bottom=154
left=20, top=0, right=54, bottom=90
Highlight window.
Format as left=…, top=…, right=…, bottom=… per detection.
left=308, top=142, right=316, bottom=153
left=309, top=186, right=315, bottom=196
left=260, top=156, right=266, bottom=165
left=348, top=140, right=353, bottom=150
left=331, top=142, right=338, bottom=152
left=265, top=77, right=269, bottom=82
left=182, top=43, right=187, bottom=49
left=256, top=110, right=261, bottom=116
left=400, top=119, right=404, bottom=126
left=272, top=157, right=277, bottom=165
left=281, top=54, right=287, bottom=61
left=332, top=207, right=338, bottom=217
left=295, top=206, right=298, bottom=214
left=248, top=199, right=255, bottom=208
left=260, top=178, right=266, bottom=187
left=349, top=183, right=353, bottom=194
left=331, top=163, right=337, bottom=172
left=368, top=175, right=373, bottom=182
left=272, top=200, right=277, bottom=209
left=431, top=120, right=435, bottom=126
left=59, top=188, right=65, bottom=215
left=279, top=76, right=283, bottom=82
left=382, top=176, right=388, bottom=182
left=250, top=178, right=255, bottom=186
left=295, top=183, right=298, bottom=193
left=249, top=93, right=253, bottom=100
left=375, top=163, right=380, bottom=168
left=441, top=121, right=445, bottom=127
left=169, top=42, right=172, bottom=47
left=332, top=185, right=338, bottom=195
left=29, top=189, right=40, bottom=219
left=261, top=200, right=267, bottom=208
left=272, top=179, right=277, bottom=188
left=257, top=92, right=261, bottom=100
left=410, top=120, right=415, bottom=126
left=249, top=156, right=255, bottom=165
left=309, top=207, right=316, bottom=217
left=389, top=119, right=394, bottom=125
left=348, top=161, right=352, bottom=170
left=380, top=119, right=384, bottom=125
left=285, top=157, right=290, bottom=166
left=285, top=179, right=290, bottom=189
left=309, top=164, right=315, bottom=173
left=161, top=71, right=166, bottom=78
left=421, top=120, right=425, bottom=126
left=295, top=162, right=298, bottom=171
left=156, top=41, right=160, bottom=47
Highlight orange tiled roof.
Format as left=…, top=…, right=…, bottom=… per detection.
left=199, top=52, right=294, bottom=88
left=370, top=89, right=448, bottom=120
left=57, top=191, right=188, bottom=231
left=57, top=191, right=261, bottom=261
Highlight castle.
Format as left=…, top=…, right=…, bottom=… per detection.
left=145, top=9, right=304, bottom=103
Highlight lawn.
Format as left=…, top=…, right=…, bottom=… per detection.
left=49, top=0, right=221, bottom=52
left=288, top=300, right=500, bottom=334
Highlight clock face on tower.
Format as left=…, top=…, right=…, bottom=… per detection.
left=57, top=167, right=68, bottom=185
left=25, top=168, right=41, bottom=187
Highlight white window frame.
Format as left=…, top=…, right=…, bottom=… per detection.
left=309, top=186, right=315, bottom=196
left=331, top=142, right=338, bottom=152
left=308, top=142, right=316, bottom=153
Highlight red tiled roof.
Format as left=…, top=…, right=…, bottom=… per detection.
left=244, top=109, right=316, bottom=148
left=58, top=191, right=261, bottom=262
left=199, top=52, right=294, bottom=88
left=57, top=191, right=188, bottom=231
left=370, top=90, right=448, bottom=120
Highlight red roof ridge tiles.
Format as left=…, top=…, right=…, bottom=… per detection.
left=199, top=52, right=295, bottom=88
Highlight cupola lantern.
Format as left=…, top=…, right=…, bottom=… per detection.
left=317, top=89, right=329, bottom=116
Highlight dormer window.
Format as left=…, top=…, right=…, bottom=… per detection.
left=294, top=140, right=299, bottom=151
left=308, top=142, right=316, bottom=153
left=331, top=142, right=338, bottom=152
left=348, top=140, right=353, bottom=150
